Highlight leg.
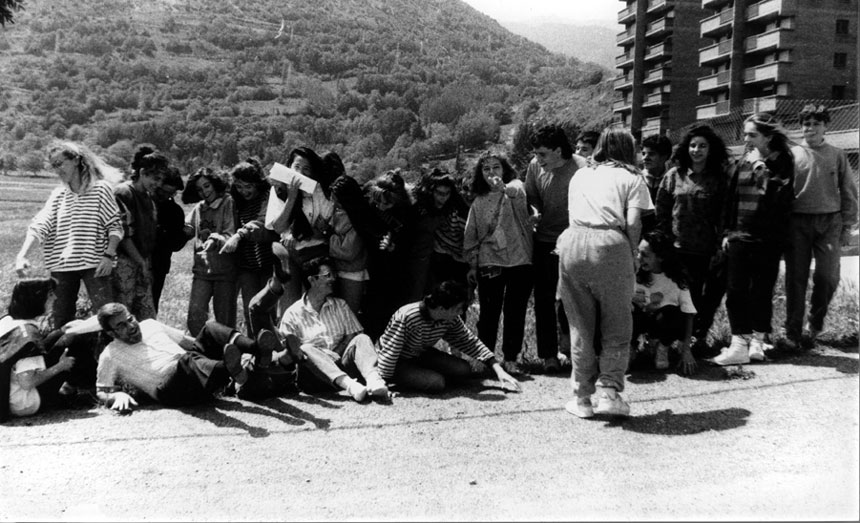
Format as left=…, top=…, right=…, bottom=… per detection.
left=593, top=239, right=635, bottom=393
left=476, top=268, right=505, bottom=356
left=749, top=243, right=782, bottom=335
left=696, top=251, right=728, bottom=341
left=784, top=214, right=814, bottom=340
left=80, top=268, right=113, bottom=316
left=248, top=277, right=282, bottom=337
left=237, top=270, right=268, bottom=336
left=211, top=279, right=238, bottom=329
left=533, top=241, right=561, bottom=359
left=392, top=350, right=472, bottom=393
left=298, top=343, right=348, bottom=386
left=725, top=241, right=753, bottom=335
left=336, top=279, right=366, bottom=317
left=51, top=271, right=83, bottom=329
left=187, top=278, right=214, bottom=337
left=500, top=265, right=533, bottom=362
left=808, top=214, right=842, bottom=333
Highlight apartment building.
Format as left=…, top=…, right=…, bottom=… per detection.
left=614, top=0, right=858, bottom=139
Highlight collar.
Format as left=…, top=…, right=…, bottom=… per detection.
left=300, top=292, right=333, bottom=313
left=202, top=196, right=226, bottom=210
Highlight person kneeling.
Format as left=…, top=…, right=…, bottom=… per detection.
left=94, top=303, right=278, bottom=412
left=377, top=280, right=522, bottom=394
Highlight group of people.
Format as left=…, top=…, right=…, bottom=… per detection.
left=2, top=104, right=856, bottom=422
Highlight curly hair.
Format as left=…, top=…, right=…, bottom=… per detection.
left=744, top=112, right=793, bottom=156
left=181, top=167, right=229, bottom=204
left=674, top=125, right=729, bottom=176
left=130, top=144, right=170, bottom=182
left=471, top=151, right=517, bottom=196
left=529, top=124, right=573, bottom=159
left=228, top=157, right=268, bottom=201
left=413, top=167, right=469, bottom=217
left=636, top=230, right=689, bottom=289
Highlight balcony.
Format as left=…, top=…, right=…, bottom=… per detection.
left=644, top=41, right=671, bottom=63
left=742, top=95, right=782, bottom=113
left=613, top=98, right=633, bottom=112
left=747, top=0, right=796, bottom=23
left=614, top=74, right=633, bottom=91
left=699, top=39, right=732, bottom=66
left=702, top=0, right=730, bottom=8
left=647, top=0, right=672, bottom=15
left=618, top=3, right=636, bottom=23
left=643, top=91, right=670, bottom=108
left=698, top=70, right=731, bottom=93
left=744, top=61, right=791, bottom=84
left=640, top=116, right=665, bottom=136
left=616, top=50, right=635, bottom=68
left=646, top=17, right=674, bottom=38
left=701, top=9, right=733, bottom=38
left=696, top=100, right=731, bottom=119
left=616, top=26, right=636, bottom=45
left=643, top=66, right=671, bottom=85
left=745, top=28, right=788, bottom=54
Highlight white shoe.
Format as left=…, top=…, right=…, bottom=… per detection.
left=593, top=388, right=630, bottom=417
left=711, top=335, right=750, bottom=366
left=749, top=332, right=766, bottom=362
left=344, top=379, right=368, bottom=402
left=365, top=377, right=390, bottom=400
left=565, top=397, right=594, bottom=418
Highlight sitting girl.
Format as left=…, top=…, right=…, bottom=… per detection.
left=632, top=231, right=698, bottom=375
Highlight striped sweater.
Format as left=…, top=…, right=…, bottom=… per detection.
left=376, top=301, right=496, bottom=380
left=28, top=180, right=123, bottom=272
left=723, top=148, right=794, bottom=244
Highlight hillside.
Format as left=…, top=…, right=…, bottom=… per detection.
left=502, top=21, right=618, bottom=71
left=0, top=0, right=613, bottom=179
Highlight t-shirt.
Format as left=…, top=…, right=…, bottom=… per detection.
left=568, top=164, right=653, bottom=229
left=634, top=272, right=696, bottom=314
left=9, top=355, right=45, bottom=417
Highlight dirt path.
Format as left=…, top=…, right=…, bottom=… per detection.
left=1, top=346, right=858, bottom=521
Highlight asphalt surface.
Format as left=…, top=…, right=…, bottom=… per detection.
left=1, top=345, right=858, bottom=521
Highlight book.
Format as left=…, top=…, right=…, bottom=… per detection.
left=268, top=163, right=318, bottom=194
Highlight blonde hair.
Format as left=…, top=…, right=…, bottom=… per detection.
left=48, top=141, right=123, bottom=192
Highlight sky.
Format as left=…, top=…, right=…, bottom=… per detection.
left=460, top=0, right=619, bottom=25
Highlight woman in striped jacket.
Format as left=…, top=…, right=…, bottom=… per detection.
left=15, top=141, right=124, bottom=329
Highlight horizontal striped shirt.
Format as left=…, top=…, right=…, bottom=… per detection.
left=278, top=295, right=363, bottom=353
left=433, top=210, right=466, bottom=262
left=28, top=180, right=123, bottom=272
left=236, top=192, right=273, bottom=271
left=376, top=302, right=495, bottom=380
left=725, top=149, right=794, bottom=243
left=96, top=319, right=187, bottom=400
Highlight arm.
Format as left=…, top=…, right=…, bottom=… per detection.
left=265, top=180, right=302, bottom=235
left=837, top=149, right=859, bottom=244
left=462, top=205, right=480, bottom=287
left=376, top=314, right=408, bottom=381
left=443, top=319, right=521, bottom=392
left=15, top=233, right=41, bottom=277
left=96, top=389, right=138, bottom=413
left=15, top=352, right=75, bottom=390
left=677, top=313, right=697, bottom=375
left=654, top=173, right=674, bottom=238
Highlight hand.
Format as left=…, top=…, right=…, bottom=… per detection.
left=106, top=391, right=138, bottom=413
left=504, top=184, right=518, bottom=198
left=721, top=237, right=729, bottom=251
left=466, top=268, right=477, bottom=288
left=840, top=227, right=854, bottom=247
left=287, top=178, right=302, bottom=198
left=15, top=256, right=30, bottom=277
left=56, top=349, right=76, bottom=372
left=201, top=238, right=216, bottom=252
left=677, top=345, right=697, bottom=375
left=94, top=256, right=114, bottom=277
left=528, top=213, right=541, bottom=229
left=494, top=364, right=522, bottom=392
left=220, top=233, right=241, bottom=254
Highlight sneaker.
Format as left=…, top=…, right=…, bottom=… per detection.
left=543, top=357, right=562, bottom=374
left=254, top=330, right=278, bottom=368
left=749, top=332, right=766, bottom=362
left=223, top=344, right=248, bottom=386
left=593, top=388, right=630, bottom=417
left=565, top=397, right=594, bottom=418
left=502, top=360, right=524, bottom=375
left=654, top=342, right=670, bottom=370
left=344, top=378, right=368, bottom=402
left=365, top=377, right=390, bottom=400
left=710, top=335, right=750, bottom=366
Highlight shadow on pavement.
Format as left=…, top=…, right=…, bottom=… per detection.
left=179, top=397, right=332, bottom=437
left=1, top=407, right=99, bottom=427
left=609, top=407, right=751, bottom=435
left=778, top=352, right=860, bottom=375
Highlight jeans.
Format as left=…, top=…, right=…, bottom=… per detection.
left=784, top=213, right=842, bottom=338
left=391, top=350, right=473, bottom=393
left=248, top=278, right=281, bottom=337
left=533, top=241, right=568, bottom=358
left=557, top=227, right=634, bottom=397
left=237, top=269, right=270, bottom=336
left=632, top=305, right=685, bottom=346
left=678, top=251, right=726, bottom=341
left=51, top=269, right=113, bottom=329
left=298, top=333, right=383, bottom=388
left=725, top=240, right=782, bottom=335
left=476, top=265, right=533, bottom=361
left=187, top=277, right=237, bottom=337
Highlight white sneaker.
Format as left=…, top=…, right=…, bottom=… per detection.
left=593, top=388, right=630, bottom=417
left=344, top=379, right=368, bottom=402
left=654, top=342, right=670, bottom=370
left=365, top=377, right=390, bottom=400
left=565, top=397, right=594, bottom=418
left=749, top=332, right=766, bottom=362
left=711, top=335, right=750, bottom=366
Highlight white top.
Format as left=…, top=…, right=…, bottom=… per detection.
left=568, top=164, right=653, bottom=229
left=634, top=272, right=697, bottom=314
left=9, top=355, right=45, bottom=417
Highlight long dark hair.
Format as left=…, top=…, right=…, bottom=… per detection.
left=181, top=167, right=229, bottom=204
left=471, top=151, right=517, bottom=196
left=674, top=125, right=729, bottom=175
left=229, top=157, right=268, bottom=204
left=636, top=230, right=688, bottom=289
left=7, top=278, right=57, bottom=320
left=330, top=174, right=388, bottom=242
left=286, top=147, right=329, bottom=241
left=130, top=144, right=169, bottom=182
left=413, top=167, right=468, bottom=217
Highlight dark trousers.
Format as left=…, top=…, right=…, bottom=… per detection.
left=51, top=269, right=113, bottom=329
left=632, top=305, right=685, bottom=346
left=533, top=241, right=568, bottom=358
left=476, top=265, right=533, bottom=361
left=248, top=278, right=281, bottom=337
left=678, top=251, right=727, bottom=341
left=42, top=329, right=102, bottom=390
left=391, top=349, right=473, bottom=394
left=725, top=241, right=782, bottom=335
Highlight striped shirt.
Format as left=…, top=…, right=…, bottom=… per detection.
left=433, top=210, right=466, bottom=262
left=725, top=149, right=794, bottom=244
left=278, top=295, right=363, bottom=353
left=376, top=302, right=496, bottom=380
left=96, top=319, right=187, bottom=401
left=28, top=180, right=123, bottom=272
left=236, top=192, right=273, bottom=271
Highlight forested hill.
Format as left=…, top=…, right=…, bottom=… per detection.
left=0, top=0, right=613, bottom=179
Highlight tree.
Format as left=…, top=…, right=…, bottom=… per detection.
left=0, top=0, right=23, bottom=27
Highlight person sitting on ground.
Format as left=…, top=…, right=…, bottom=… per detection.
left=1, top=278, right=76, bottom=422
left=279, top=256, right=389, bottom=403
left=92, top=303, right=279, bottom=413
left=376, top=280, right=522, bottom=394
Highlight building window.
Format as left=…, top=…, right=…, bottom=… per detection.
left=832, top=85, right=846, bottom=100
left=836, top=19, right=849, bottom=35
left=833, top=52, right=848, bottom=68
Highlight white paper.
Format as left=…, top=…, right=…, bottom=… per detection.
left=268, top=163, right=318, bottom=194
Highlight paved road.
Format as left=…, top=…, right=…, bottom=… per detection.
left=1, top=347, right=857, bottom=521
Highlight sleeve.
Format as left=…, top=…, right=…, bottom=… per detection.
left=722, top=161, right=741, bottom=237
left=837, top=148, right=859, bottom=230
left=462, top=203, right=480, bottom=269
left=95, top=346, right=119, bottom=390
left=338, top=301, right=364, bottom=336
left=524, top=160, right=542, bottom=212
left=12, top=355, right=46, bottom=375
left=443, top=318, right=495, bottom=363
left=264, top=187, right=287, bottom=232
left=626, top=175, right=654, bottom=212
left=678, top=288, right=697, bottom=315
left=165, top=201, right=190, bottom=252
left=329, top=212, right=364, bottom=262
left=278, top=308, right=303, bottom=341
left=217, top=197, right=236, bottom=237
left=98, top=184, right=124, bottom=241
left=161, top=323, right=187, bottom=345
left=376, top=311, right=408, bottom=380
left=114, top=185, right=135, bottom=240
left=28, top=187, right=63, bottom=241
left=654, top=171, right=675, bottom=237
